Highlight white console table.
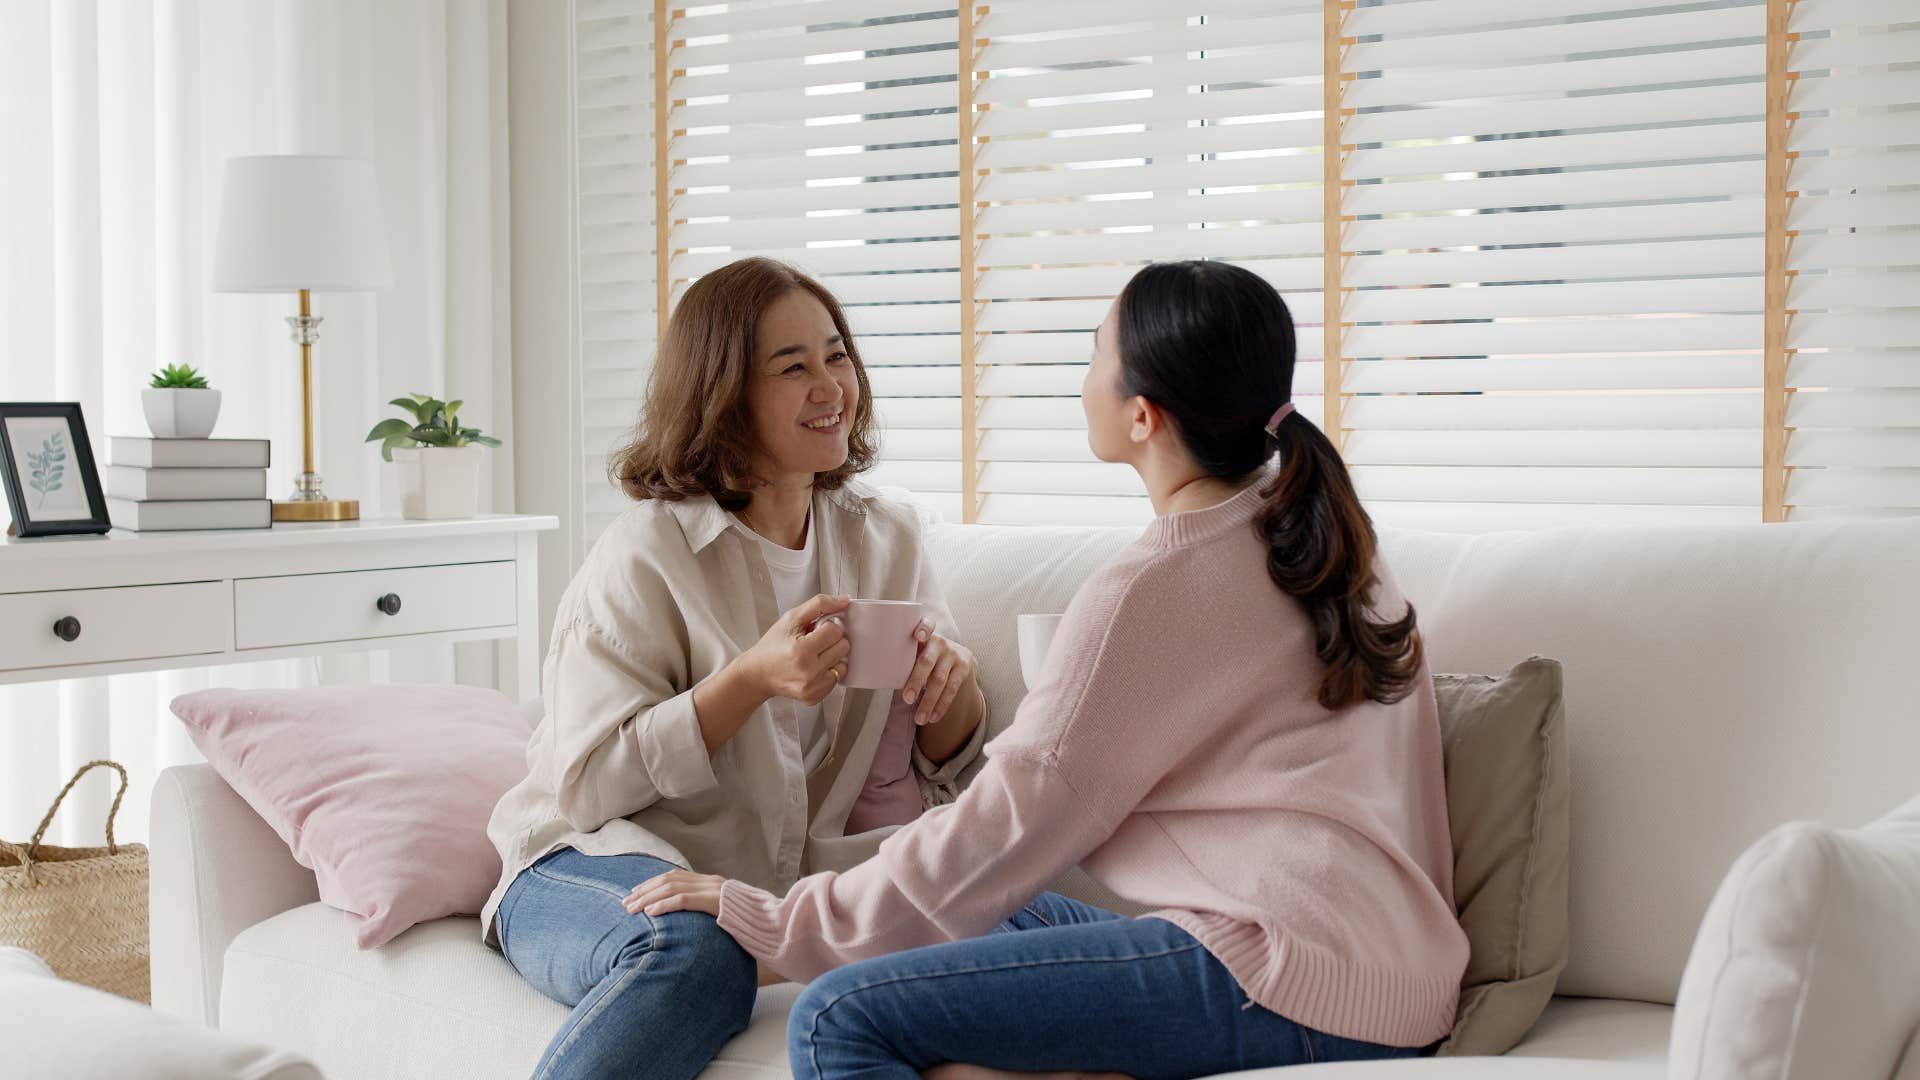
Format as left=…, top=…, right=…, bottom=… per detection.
left=0, top=515, right=557, bottom=700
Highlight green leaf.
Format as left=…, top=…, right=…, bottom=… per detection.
left=388, top=397, right=432, bottom=423
left=379, top=433, right=414, bottom=462
left=469, top=435, right=501, bottom=448
left=365, top=417, right=414, bottom=443
left=150, top=362, right=210, bottom=389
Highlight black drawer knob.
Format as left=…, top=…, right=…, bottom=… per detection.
left=375, top=593, right=402, bottom=616
left=53, top=616, right=81, bottom=642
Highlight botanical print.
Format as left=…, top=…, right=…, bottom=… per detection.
left=26, top=431, right=66, bottom=510
left=4, top=416, right=91, bottom=521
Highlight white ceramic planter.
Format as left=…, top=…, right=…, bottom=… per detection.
left=392, top=445, right=484, bottom=520
left=141, top=388, right=222, bottom=439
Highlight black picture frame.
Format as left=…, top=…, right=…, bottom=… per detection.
left=0, top=402, right=112, bottom=538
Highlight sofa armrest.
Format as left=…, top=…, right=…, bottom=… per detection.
left=149, top=764, right=318, bottom=1028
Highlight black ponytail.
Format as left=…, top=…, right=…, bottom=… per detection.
left=1259, top=409, right=1422, bottom=708
left=1115, top=261, right=1422, bottom=710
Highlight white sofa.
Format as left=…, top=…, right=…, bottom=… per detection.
left=150, top=518, right=1920, bottom=1080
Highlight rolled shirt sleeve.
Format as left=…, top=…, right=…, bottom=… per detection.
left=912, top=714, right=984, bottom=805
left=547, top=619, right=720, bottom=833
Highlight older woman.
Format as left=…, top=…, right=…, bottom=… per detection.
left=481, top=257, right=987, bottom=1080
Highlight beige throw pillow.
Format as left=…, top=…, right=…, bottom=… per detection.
left=1434, top=656, right=1572, bottom=1056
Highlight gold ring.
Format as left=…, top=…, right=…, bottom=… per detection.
left=830, top=665, right=844, bottom=682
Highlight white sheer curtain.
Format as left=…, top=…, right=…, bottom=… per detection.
left=0, top=0, right=512, bottom=847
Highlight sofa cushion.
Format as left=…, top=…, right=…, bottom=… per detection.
left=1370, top=519, right=1920, bottom=1005
left=1435, top=658, right=1571, bottom=1055
left=1668, top=794, right=1920, bottom=1080
left=1509, top=998, right=1671, bottom=1064
left=220, top=903, right=796, bottom=1080
left=172, top=684, right=530, bottom=948
left=0, top=945, right=321, bottom=1080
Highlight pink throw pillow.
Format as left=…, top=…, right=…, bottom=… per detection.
left=171, top=684, right=530, bottom=949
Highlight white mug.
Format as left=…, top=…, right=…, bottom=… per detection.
left=1015, top=613, right=1066, bottom=692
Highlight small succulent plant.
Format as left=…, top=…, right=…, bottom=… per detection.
left=149, top=363, right=211, bottom=389
left=365, top=393, right=502, bottom=462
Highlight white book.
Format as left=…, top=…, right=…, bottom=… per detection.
left=110, top=436, right=271, bottom=469
left=106, top=497, right=272, bottom=531
left=104, top=465, right=268, bottom=501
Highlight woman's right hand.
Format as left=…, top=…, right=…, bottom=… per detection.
left=738, top=593, right=851, bottom=706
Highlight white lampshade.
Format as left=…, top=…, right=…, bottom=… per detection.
left=211, top=155, right=393, bottom=293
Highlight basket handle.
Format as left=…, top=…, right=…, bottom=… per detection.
left=13, top=760, right=130, bottom=884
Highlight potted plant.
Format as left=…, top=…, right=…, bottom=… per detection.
left=142, top=363, right=222, bottom=439
left=364, top=393, right=501, bottom=520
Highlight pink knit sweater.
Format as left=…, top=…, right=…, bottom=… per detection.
left=719, top=480, right=1469, bottom=1047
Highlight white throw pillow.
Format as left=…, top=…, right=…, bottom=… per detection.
left=0, top=946, right=320, bottom=1080
left=1669, top=794, right=1920, bottom=1080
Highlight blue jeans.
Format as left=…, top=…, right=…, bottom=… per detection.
left=496, top=849, right=758, bottom=1080
left=787, top=892, right=1420, bottom=1080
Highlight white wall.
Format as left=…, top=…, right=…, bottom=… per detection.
left=506, top=0, right=578, bottom=665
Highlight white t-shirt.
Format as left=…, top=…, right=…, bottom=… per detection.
left=739, top=513, right=831, bottom=773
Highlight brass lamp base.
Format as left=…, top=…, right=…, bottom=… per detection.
left=272, top=499, right=360, bottom=522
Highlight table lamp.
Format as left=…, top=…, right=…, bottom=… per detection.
left=212, top=155, right=392, bottom=521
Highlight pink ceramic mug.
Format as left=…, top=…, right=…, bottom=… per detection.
left=826, top=599, right=925, bottom=690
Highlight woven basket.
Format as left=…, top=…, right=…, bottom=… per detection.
left=0, top=760, right=149, bottom=1002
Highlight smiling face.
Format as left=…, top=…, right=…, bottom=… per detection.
left=744, top=288, right=862, bottom=485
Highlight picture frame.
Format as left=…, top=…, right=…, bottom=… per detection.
left=0, top=402, right=111, bottom=538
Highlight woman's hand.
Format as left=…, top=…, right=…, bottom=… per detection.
left=741, top=593, right=852, bottom=706
left=902, top=619, right=977, bottom=727
left=625, top=869, right=726, bottom=918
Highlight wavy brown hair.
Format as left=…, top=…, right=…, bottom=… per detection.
left=609, top=257, right=879, bottom=511
left=1115, top=261, right=1423, bottom=710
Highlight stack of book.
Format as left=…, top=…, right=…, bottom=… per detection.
left=105, top=436, right=272, bottom=531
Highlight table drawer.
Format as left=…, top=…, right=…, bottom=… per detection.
left=0, top=582, right=226, bottom=672
left=234, top=561, right=516, bottom=650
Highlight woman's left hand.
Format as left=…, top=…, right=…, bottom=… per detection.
left=903, top=620, right=977, bottom=727
left=625, top=870, right=726, bottom=918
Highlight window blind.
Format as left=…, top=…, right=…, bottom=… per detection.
left=573, top=0, right=1916, bottom=538
left=1333, top=0, right=1770, bottom=532
left=966, top=0, right=1327, bottom=525
left=1778, top=0, right=1919, bottom=519
left=577, top=0, right=659, bottom=547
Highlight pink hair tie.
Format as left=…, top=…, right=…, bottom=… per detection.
left=1264, top=401, right=1296, bottom=437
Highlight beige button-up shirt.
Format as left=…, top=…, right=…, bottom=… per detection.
left=480, top=480, right=985, bottom=946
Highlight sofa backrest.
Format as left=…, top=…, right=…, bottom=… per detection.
left=926, top=517, right=1920, bottom=1008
